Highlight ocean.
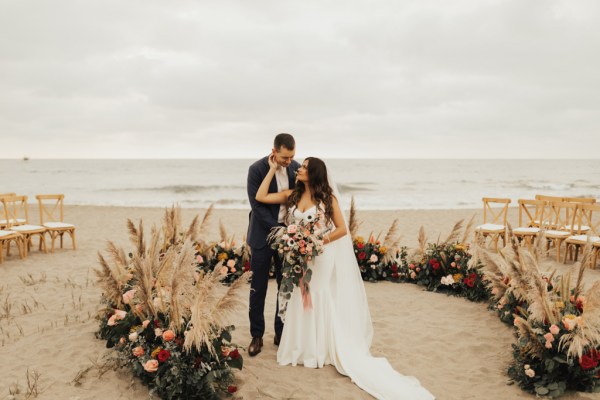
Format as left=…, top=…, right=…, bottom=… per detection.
left=1, top=159, right=598, bottom=210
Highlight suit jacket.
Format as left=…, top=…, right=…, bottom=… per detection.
left=247, top=156, right=300, bottom=249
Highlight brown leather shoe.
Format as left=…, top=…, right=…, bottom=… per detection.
left=274, top=334, right=281, bottom=346
left=248, top=337, right=263, bottom=357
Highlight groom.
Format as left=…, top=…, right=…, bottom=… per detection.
left=246, top=133, right=300, bottom=356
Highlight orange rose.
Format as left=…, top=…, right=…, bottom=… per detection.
left=162, top=330, right=176, bottom=342
left=132, top=346, right=145, bottom=357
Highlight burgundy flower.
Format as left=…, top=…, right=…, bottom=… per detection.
left=391, top=264, right=398, bottom=273
left=579, top=350, right=599, bottom=370
left=243, top=261, right=251, bottom=272
left=227, top=385, right=237, bottom=394
left=357, top=243, right=365, bottom=250
left=157, top=349, right=171, bottom=363
left=230, top=348, right=240, bottom=359
left=358, top=252, right=367, bottom=260
left=392, top=272, right=399, bottom=279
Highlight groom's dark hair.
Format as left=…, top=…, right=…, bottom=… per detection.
left=274, top=133, right=295, bottom=151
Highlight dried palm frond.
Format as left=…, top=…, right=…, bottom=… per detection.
left=573, top=243, right=592, bottom=300
left=127, top=219, right=145, bottom=257
left=131, top=254, right=157, bottom=318
left=521, top=248, right=559, bottom=325
left=199, top=203, right=214, bottom=236
left=184, top=271, right=250, bottom=356
left=514, top=317, right=546, bottom=359
left=95, top=252, right=124, bottom=308
left=185, top=215, right=199, bottom=243
left=559, top=281, right=600, bottom=360
left=475, top=247, right=509, bottom=299
left=557, top=270, right=573, bottom=304
left=347, top=196, right=360, bottom=239
left=162, top=206, right=182, bottom=248
left=442, top=219, right=463, bottom=245
left=168, top=240, right=196, bottom=332
left=383, top=219, right=399, bottom=248
left=219, top=220, right=228, bottom=244
left=105, top=241, right=128, bottom=270
left=460, top=214, right=476, bottom=245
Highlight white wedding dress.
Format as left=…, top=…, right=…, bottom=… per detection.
left=277, top=205, right=435, bottom=400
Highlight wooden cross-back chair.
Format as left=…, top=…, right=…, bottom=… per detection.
left=1, top=195, right=47, bottom=257
left=475, top=197, right=511, bottom=251
left=513, top=199, right=545, bottom=248
left=544, top=201, right=579, bottom=262
left=36, top=194, right=76, bottom=252
left=0, top=192, right=25, bottom=229
left=533, top=195, right=563, bottom=228
left=0, top=193, right=25, bottom=263
left=563, top=203, right=600, bottom=268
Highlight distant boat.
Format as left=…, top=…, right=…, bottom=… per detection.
left=23, top=156, right=29, bottom=161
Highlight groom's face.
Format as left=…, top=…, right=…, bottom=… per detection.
left=272, top=146, right=295, bottom=168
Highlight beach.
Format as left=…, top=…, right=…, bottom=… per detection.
left=0, top=205, right=598, bottom=400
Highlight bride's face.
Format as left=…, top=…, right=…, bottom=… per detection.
left=296, top=160, right=309, bottom=183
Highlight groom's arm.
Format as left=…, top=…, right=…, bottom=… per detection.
left=247, top=166, right=278, bottom=231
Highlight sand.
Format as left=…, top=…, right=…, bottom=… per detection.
left=0, top=205, right=598, bottom=400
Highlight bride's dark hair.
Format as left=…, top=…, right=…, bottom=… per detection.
left=287, top=157, right=335, bottom=225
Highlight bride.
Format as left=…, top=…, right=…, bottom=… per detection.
left=256, top=155, right=435, bottom=400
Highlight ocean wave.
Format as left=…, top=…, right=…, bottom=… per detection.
left=101, top=184, right=246, bottom=194
left=337, top=184, right=374, bottom=192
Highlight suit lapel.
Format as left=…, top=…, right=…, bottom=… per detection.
left=287, top=164, right=296, bottom=189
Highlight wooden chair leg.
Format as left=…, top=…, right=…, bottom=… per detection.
left=70, top=230, right=76, bottom=250
left=60, top=233, right=64, bottom=249
left=555, top=239, right=563, bottom=262
left=40, top=234, right=47, bottom=254
left=50, top=232, right=57, bottom=253
left=0, top=241, right=3, bottom=263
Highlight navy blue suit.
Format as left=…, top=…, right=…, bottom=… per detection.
left=247, top=156, right=300, bottom=338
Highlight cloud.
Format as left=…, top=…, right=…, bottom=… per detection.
left=0, top=0, right=599, bottom=158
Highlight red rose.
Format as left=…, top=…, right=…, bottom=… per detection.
left=431, top=262, right=440, bottom=270
left=392, top=272, right=399, bottom=279
left=153, top=319, right=160, bottom=328
left=243, top=261, right=251, bottom=272
left=391, top=264, right=398, bottom=273
left=357, top=243, right=365, bottom=249
left=227, top=385, right=237, bottom=394
left=463, top=277, right=475, bottom=288
left=157, top=349, right=171, bottom=363
left=579, top=351, right=599, bottom=370
left=230, top=348, right=240, bottom=359
left=358, top=252, right=367, bottom=260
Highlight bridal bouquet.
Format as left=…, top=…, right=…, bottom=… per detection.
left=268, top=215, right=325, bottom=320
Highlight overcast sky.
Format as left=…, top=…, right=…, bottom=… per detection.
left=1, top=0, right=599, bottom=159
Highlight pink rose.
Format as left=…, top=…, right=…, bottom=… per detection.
left=416, top=267, right=421, bottom=272
left=370, top=254, right=378, bottom=263
left=114, top=309, right=127, bottom=320
left=119, top=337, right=126, bottom=345
left=543, top=332, right=554, bottom=343
left=410, top=271, right=417, bottom=279
left=122, top=289, right=136, bottom=305
left=409, top=264, right=415, bottom=270
left=162, top=330, right=176, bottom=342
left=128, top=332, right=138, bottom=342
left=549, top=325, right=559, bottom=335
left=107, top=315, right=117, bottom=326
left=287, top=224, right=298, bottom=234
left=298, top=240, right=306, bottom=247
left=196, top=255, right=204, bottom=263
left=132, top=346, right=145, bottom=357
left=143, top=359, right=159, bottom=372
left=545, top=341, right=553, bottom=349
left=220, top=266, right=228, bottom=275
left=450, top=262, right=456, bottom=268
left=227, top=259, right=235, bottom=268
left=142, top=320, right=150, bottom=329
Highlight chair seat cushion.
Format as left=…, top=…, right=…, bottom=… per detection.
left=566, top=234, right=600, bottom=244
left=44, top=222, right=75, bottom=229
left=476, top=224, right=506, bottom=232
left=0, top=230, right=18, bottom=237
left=0, top=218, right=26, bottom=225
left=514, top=227, right=540, bottom=234
left=545, top=230, right=571, bottom=237
left=11, top=224, right=46, bottom=232
left=565, top=224, right=591, bottom=232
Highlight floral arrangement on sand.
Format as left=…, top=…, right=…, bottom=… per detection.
left=477, top=232, right=600, bottom=397
left=95, top=206, right=249, bottom=399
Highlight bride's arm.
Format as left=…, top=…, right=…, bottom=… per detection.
left=323, top=196, right=347, bottom=244
left=255, top=155, right=293, bottom=205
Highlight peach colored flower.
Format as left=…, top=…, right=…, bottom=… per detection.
left=222, top=346, right=231, bottom=357
left=114, top=309, right=127, bottom=320
left=119, top=337, right=126, bottom=345
left=545, top=341, right=553, bottom=349
left=107, top=315, right=117, bottom=326
left=155, top=328, right=163, bottom=337
left=227, top=259, right=235, bottom=268
left=162, top=330, right=175, bottom=342
left=142, top=320, right=150, bottom=329
left=135, top=304, right=144, bottom=314
left=220, top=266, right=229, bottom=275
left=543, top=332, right=554, bottom=343
left=287, top=224, right=298, bottom=234
left=562, top=315, right=577, bottom=331
left=143, top=359, right=159, bottom=373
left=549, top=325, right=559, bottom=335
left=409, top=264, right=415, bottom=270
left=369, top=254, right=378, bottom=263
left=129, top=332, right=138, bottom=342
left=410, top=271, right=417, bottom=280
left=525, top=368, right=535, bottom=378
left=122, top=289, right=136, bottom=305
left=133, top=346, right=145, bottom=357
left=416, top=267, right=421, bottom=272
left=451, top=262, right=456, bottom=268
left=196, top=255, right=204, bottom=263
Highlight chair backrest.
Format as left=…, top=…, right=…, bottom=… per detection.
left=482, top=197, right=511, bottom=225
left=36, top=194, right=65, bottom=223
left=517, top=199, right=545, bottom=228
left=547, top=201, right=578, bottom=232
left=1, top=195, right=29, bottom=227
left=535, top=194, right=563, bottom=202
left=0, top=192, right=16, bottom=199
left=563, top=197, right=597, bottom=204
left=577, top=203, right=600, bottom=237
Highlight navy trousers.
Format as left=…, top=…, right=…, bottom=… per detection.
left=249, top=243, right=284, bottom=339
